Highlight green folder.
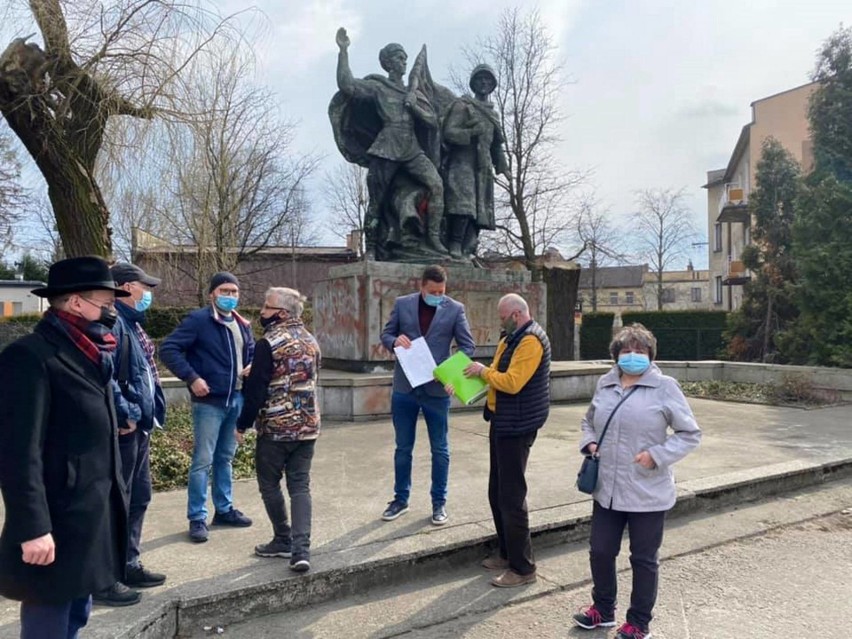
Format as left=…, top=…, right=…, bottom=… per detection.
left=433, top=351, right=489, bottom=405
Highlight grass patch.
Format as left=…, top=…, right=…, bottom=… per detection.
left=150, top=403, right=257, bottom=492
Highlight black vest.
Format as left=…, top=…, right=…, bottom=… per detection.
left=490, top=320, right=551, bottom=436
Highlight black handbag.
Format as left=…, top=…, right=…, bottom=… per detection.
left=576, top=386, right=638, bottom=494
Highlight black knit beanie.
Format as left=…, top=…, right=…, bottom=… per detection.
left=208, top=271, right=239, bottom=294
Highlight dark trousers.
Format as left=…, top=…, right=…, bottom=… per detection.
left=118, top=428, right=153, bottom=569
left=488, top=424, right=537, bottom=576
left=20, top=596, right=92, bottom=639
left=589, top=501, right=667, bottom=631
left=255, top=437, right=315, bottom=558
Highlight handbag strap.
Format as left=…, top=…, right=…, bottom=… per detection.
left=595, top=385, right=639, bottom=452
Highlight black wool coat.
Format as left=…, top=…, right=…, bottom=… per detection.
left=0, top=319, right=128, bottom=603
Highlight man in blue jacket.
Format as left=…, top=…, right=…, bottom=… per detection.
left=379, top=265, right=475, bottom=526
left=160, top=272, right=255, bottom=543
left=93, top=262, right=168, bottom=607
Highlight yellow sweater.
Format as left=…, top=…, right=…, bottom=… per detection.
left=482, top=334, right=544, bottom=412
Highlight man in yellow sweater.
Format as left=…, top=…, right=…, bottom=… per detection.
left=463, top=293, right=551, bottom=587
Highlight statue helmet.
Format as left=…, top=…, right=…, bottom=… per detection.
left=379, top=43, right=406, bottom=71
left=469, top=64, right=497, bottom=93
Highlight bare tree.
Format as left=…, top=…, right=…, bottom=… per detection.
left=454, top=7, right=586, bottom=273
left=0, top=128, right=27, bottom=248
left=575, top=194, right=627, bottom=311
left=323, top=161, right=367, bottom=256
left=0, top=0, right=241, bottom=257
left=121, top=49, right=318, bottom=301
left=633, top=187, right=697, bottom=310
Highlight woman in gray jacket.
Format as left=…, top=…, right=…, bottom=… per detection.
left=573, top=324, right=701, bottom=639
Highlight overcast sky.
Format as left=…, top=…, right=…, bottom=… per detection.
left=210, top=0, right=849, bottom=267
left=5, top=1, right=851, bottom=266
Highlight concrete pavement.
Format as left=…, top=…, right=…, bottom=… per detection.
left=0, top=398, right=850, bottom=638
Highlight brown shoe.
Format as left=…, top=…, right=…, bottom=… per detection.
left=491, top=569, right=537, bottom=588
left=481, top=556, right=510, bottom=571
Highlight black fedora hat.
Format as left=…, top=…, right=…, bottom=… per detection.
left=32, top=256, right=132, bottom=298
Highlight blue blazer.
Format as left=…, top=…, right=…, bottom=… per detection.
left=380, top=293, right=476, bottom=396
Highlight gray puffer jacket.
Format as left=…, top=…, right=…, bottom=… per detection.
left=579, top=363, right=701, bottom=511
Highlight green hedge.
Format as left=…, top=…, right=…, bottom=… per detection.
left=621, top=310, right=729, bottom=360
left=147, top=305, right=313, bottom=340
left=580, top=312, right=615, bottom=359
left=0, top=314, right=41, bottom=349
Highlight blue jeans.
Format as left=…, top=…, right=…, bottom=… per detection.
left=20, top=596, right=91, bottom=639
left=391, top=389, right=451, bottom=507
left=188, top=394, right=243, bottom=521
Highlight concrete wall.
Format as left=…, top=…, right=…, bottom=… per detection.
left=312, top=262, right=546, bottom=370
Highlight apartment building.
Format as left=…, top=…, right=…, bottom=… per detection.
left=704, top=82, right=816, bottom=311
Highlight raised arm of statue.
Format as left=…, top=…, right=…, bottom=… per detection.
left=336, top=27, right=362, bottom=96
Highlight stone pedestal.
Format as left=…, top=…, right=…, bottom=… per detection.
left=313, top=262, right=546, bottom=372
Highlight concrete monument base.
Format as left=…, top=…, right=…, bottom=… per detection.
left=312, top=261, right=547, bottom=372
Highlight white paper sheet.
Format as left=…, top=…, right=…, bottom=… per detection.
left=394, top=337, right=438, bottom=388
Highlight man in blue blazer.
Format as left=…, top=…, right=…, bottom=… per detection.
left=380, top=265, right=476, bottom=525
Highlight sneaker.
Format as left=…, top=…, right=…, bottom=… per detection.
left=255, top=538, right=292, bottom=558
left=616, top=622, right=652, bottom=639
left=481, top=555, right=510, bottom=571
left=381, top=500, right=409, bottom=521
left=431, top=505, right=448, bottom=526
left=92, top=582, right=141, bottom=607
left=212, top=508, right=253, bottom=527
left=125, top=564, right=166, bottom=588
left=573, top=605, right=616, bottom=630
left=289, top=556, right=311, bottom=573
left=490, top=569, right=537, bottom=588
left=189, top=519, right=209, bottom=543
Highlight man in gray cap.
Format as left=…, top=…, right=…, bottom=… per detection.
left=160, top=272, right=255, bottom=543
left=92, top=263, right=168, bottom=607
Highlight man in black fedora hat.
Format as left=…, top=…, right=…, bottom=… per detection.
left=0, top=256, right=131, bottom=638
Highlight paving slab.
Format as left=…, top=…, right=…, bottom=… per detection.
left=0, top=399, right=850, bottom=637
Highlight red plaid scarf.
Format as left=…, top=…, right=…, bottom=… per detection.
left=46, top=308, right=117, bottom=368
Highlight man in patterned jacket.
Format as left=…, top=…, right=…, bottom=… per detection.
left=236, top=287, right=321, bottom=574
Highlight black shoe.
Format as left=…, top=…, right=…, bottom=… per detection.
left=92, top=582, right=141, bottom=607
left=189, top=519, right=209, bottom=543
left=255, top=538, right=292, bottom=558
left=573, top=605, right=616, bottom=629
left=381, top=500, right=409, bottom=521
left=125, top=564, right=166, bottom=588
left=289, top=556, right=311, bottom=573
left=212, top=508, right=253, bottom=527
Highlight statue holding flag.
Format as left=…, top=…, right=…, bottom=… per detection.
left=330, top=28, right=455, bottom=261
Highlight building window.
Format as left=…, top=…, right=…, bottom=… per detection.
left=625, top=291, right=634, bottom=305
left=12, top=302, right=23, bottom=316
left=609, top=292, right=618, bottom=305
left=714, top=223, right=722, bottom=252
left=715, top=276, right=723, bottom=304
left=691, top=287, right=702, bottom=303
left=661, top=288, right=675, bottom=304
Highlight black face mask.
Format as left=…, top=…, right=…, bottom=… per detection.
left=96, top=305, right=118, bottom=329
left=260, top=314, right=280, bottom=329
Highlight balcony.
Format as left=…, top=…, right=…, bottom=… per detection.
left=717, top=186, right=750, bottom=224
left=723, top=256, right=751, bottom=285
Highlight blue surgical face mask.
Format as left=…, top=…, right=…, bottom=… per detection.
left=423, top=294, right=444, bottom=307
left=135, top=290, right=153, bottom=312
left=617, top=352, right=651, bottom=376
left=215, top=295, right=239, bottom=313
